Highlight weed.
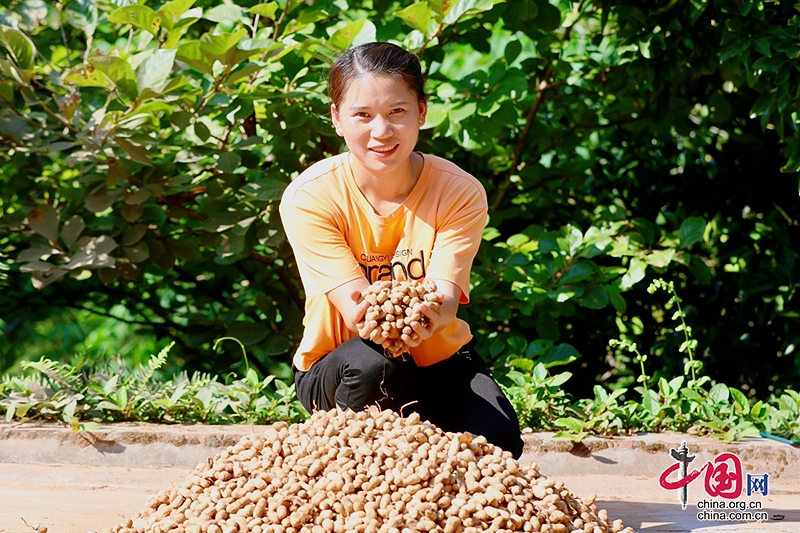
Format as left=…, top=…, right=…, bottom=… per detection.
left=499, top=278, right=800, bottom=443
left=0, top=342, right=307, bottom=430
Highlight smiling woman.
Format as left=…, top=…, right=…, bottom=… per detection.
left=279, top=42, right=523, bottom=458
left=330, top=44, right=428, bottom=216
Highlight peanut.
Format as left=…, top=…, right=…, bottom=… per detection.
left=108, top=407, right=632, bottom=533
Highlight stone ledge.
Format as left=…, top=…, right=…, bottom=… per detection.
left=1, top=422, right=797, bottom=482
left=521, top=431, right=800, bottom=483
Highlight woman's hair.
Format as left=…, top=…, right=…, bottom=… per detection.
left=328, top=42, right=426, bottom=108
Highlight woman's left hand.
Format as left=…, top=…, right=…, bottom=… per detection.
left=398, top=279, right=461, bottom=348
left=400, top=293, right=445, bottom=347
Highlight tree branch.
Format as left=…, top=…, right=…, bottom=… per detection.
left=0, top=94, right=76, bottom=143
left=489, top=0, right=597, bottom=213
left=490, top=64, right=554, bottom=213
left=248, top=251, right=304, bottom=311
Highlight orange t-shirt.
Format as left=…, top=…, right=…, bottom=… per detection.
left=279, top=152, right=488, bottom=371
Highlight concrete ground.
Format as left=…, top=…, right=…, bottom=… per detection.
left=0, top=422, right=798, bottom=533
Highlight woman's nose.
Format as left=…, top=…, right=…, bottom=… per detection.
left=371, top=116, right=392, bottom=138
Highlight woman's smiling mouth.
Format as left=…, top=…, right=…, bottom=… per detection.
left=369, top=144, right=399, bottom=156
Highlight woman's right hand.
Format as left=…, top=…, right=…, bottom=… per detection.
left=327, top=277, right=373, bottom=335
left=352, top=292, right=380, bottom=340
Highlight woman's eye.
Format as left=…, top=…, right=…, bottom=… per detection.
left=356, top=112, right=370, bottom=118
left=391, top=108, right=406, bottom=114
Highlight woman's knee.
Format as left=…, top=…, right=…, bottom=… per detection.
left=484, top=418, right=524, bottom=459
left=334, top=339, right=409, bottom=410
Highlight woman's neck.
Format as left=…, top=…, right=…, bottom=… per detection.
left=349, top=152, right=423, bottom=216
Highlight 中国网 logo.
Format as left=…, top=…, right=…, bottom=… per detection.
left=658, top=441, right=771, bottom=523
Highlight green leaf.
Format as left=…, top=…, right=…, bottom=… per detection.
left=123, top=242, right=149, bottom=263
left=554, top=417, right=585, bottom=433
left=720, top=38, right=750, bottom=63
left=158, top=0, right=198, bottom=30
left=504, top=39, right=522, bottom=65
left=122, top=224, right=147, bottom=246
left=428, top=0, right=456, bottom=21
left=729, top=387, right=750, bottom=415
left=679, top=216, right=706, bottom=248
left=204, top=4, right=244, bottom=23
left=681, top=387, right=705, bottom=402
left=552, top=430, right=587, bottom=442
left=507, top=357, right=534, bottom=371
left=0, top=57, right=26, bottom=85
left=203, top=212, right=238, bottom=233
left=217, top=152, right=241, bottom=173
left=89, top=56, right=138, bottom=100
left=117, top=385, right=128, bottom=408
left=753, top=37, right=771, bottom=58
left=580, top=286, right=609, bottom=309
left=558, top=225, right=583, bottom=256
left=0, top=80, right=12, bottom=100
left=136, top=49, right=177, bottom=95
left=104, top=374, right=119, bottom=395
left=443, top=0, right=494, bottom=25
left=227, top=321, right=271, bottom=345
left=116, top=137, right=153, bottom=166
left=0, top=26, right=36, bottom=70
left=395, top=2, right=432, bottom=33
left=643, top=392, right=661, bottom=415
left=28, top=205, right=59, bottom=241
left=200, top=29, right=248, bottom=61
left=620, top=257, right=646, bottom=290
left=607, top=289, right=627, bottom=314
left=644, top=249, right=675, bottom=268
left=709, top=383, right=730, bottom=404
left=540, top=344, right=580, bottom=367
left=108, top=5, right=161, bottom=36
left=329, top=19, right=366, bottom=50
left=170, top=111, right=192, bottom=130
left=193, top=121, right=211, bottom=142
left=249, top=3, right=279, bottom=20
left=534, top=0, right=562, bottom=31
left=241, top=178, right=286, bottom=201
left=177, top=41, right=214, bottom=75
left=85, top=188, right=124, bottom=213
left=61, top=215, right=85, bottom=249
left=261, top=334, right=293, bottom=355
left=559, top=261, right=593, bottom=284
left=548, top=371, right=572, bottom=387
left=65, top=0, right=99, bottom=37
left=65, top=63, right=113, bottom=89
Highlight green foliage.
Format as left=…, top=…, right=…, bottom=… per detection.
left=0, top=0, right=798, bottom=402
left=0, top=342, right=307, bottom=428
left=501, top=279, right=799, bottom=442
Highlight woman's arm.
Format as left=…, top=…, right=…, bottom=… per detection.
left=327, top=277, right=374, bottom=337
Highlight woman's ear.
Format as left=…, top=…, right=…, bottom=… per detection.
left=331, top=103, right=343, bottom=136
left=419, top=99, right=428, bottom=126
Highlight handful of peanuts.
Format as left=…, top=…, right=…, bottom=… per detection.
left=108, top=407, right=633, bottom=533
left=357, top=279, right=443, bottom=358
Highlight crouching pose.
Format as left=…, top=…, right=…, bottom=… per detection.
left=280, top=42, right=523, bottom=458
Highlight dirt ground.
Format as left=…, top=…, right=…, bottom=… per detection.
left=0, top=423, right=798, bottom=533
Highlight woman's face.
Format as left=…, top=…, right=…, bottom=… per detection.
left=331, top=73, right=427, bottom=179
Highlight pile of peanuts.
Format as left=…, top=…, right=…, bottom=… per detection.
left=358, top=279, right=443, bottom=358
left=108, top=408, right=632, bottom=533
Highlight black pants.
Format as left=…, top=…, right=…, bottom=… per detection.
left=293, top=337, right=524, bottom=458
